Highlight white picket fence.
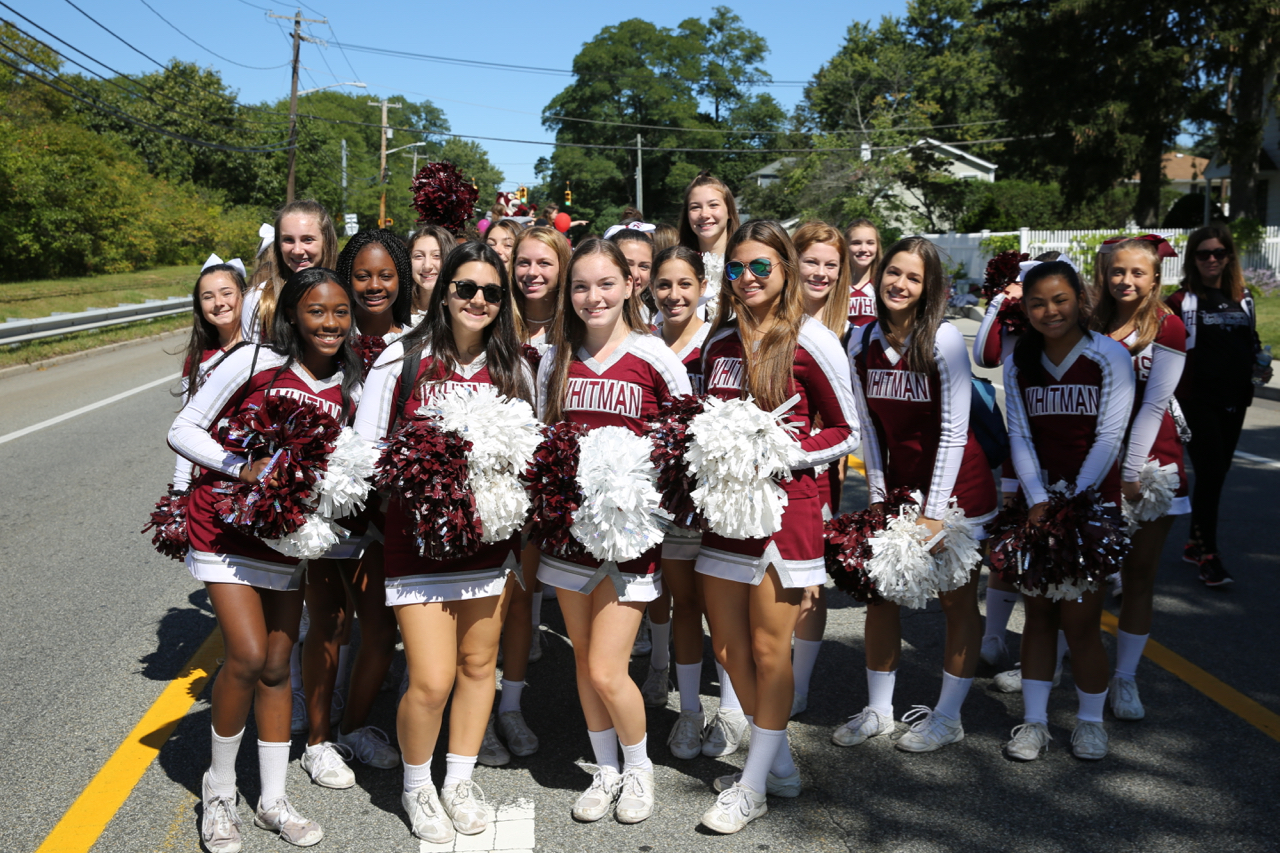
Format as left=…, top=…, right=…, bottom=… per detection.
left=922, top=226, right=1280, bottom=283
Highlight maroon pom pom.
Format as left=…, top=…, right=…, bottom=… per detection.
left=995, top=294, right=1029, bottom=336
left=142, top=486, right=189, bottom=561
left=983, top=250, right=1029, bottom=301
left=824, top=488, right=918, bottom=602
left=375, top=417, right=481, bottom=559
left=411, top=162, right=480, bottom=236
left=351, top=334, right=388, bottom=378
left=521, top=344, right=543, bottom=373
left=212, top=396, right=342, bottom=541
left=523, top=421, right=589, bottom=561
left=989, top=488, right=1129, bottom=596
left=648, top=395, right=706, bottom=530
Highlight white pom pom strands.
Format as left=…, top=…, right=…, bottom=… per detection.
left=933, top=501, right=982, bottom=594
left=1122, top=459, right=1178, bottom=535
left=316, top=427, right=380, bottom=519
left=867, top=499, right=982, bottom=609
left=431, top=386, right=541, bottom=544
left=265, top=515, right=342, bottom=560
left=570, top=426, right=665, bottom=563
left=685, top=395, right=803, bottom=540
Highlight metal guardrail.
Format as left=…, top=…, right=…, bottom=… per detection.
left=0, top=296, right=190, bottom=345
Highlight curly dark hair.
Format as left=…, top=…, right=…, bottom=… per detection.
left=335, top=229, right=415, bottom=330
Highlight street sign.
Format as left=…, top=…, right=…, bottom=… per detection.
left=344, top=213, right=358, bottom=237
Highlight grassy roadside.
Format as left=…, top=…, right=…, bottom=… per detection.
left=0, top=315, right=190, bottom=369
left=1255, top=295, right=1278, bottom=352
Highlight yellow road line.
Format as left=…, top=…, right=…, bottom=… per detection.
left=846, top=453, right=866, bottom=476
left=35, top=628, right=224, bottom=853
left=1099, top=610, right=1280, bottom=742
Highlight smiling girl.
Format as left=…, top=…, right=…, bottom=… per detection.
left=338, top=229, right=416, bottom=341
left=484, top=218, right=522, bottom=267
left=678, top=172, right=741, bottom=318
left=169, top=267, right=362, bottom=852
left=512, top=226, right=570, bottom=357
left=407, top=225, right=457, bottom=327
left=845, top=219, right=882, bottom=326
left=242, top=200, right=339, bottom=343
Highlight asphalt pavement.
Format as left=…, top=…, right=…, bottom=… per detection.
left=0, top=332, right=1276, bottom=853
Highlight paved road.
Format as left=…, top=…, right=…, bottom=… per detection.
left=0, top=334, right=1276, bottom=853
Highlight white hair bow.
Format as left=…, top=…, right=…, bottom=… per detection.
left=257, top=223, right=275, bottom=257
left=1016, top=254, right=1077, bottom=282
left=202, top=253, right=246, bottom=279
left=603, top=221, right=657, bottom=239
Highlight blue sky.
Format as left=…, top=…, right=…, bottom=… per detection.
left=6, top=0, right=909, bottom=190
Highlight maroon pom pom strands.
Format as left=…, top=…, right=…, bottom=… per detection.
left=411, top=162, right=480, bottom=236
left=351, top=334, right=389, bottom=378
left=824, top=487, right=918, bottom=603
left=142, top=486, right=190, bottom=561
left=648, top=395, right=707, bottom=531
left=523, top=420, right=590, bottom=562
left=374, top=418, right=481, bottom=559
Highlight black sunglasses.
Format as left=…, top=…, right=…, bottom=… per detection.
left=450, top=280, right=505, bottom=304
left=1194, top=248, right=1229, bottom=262
left=725, top=258, right=774, bottom=281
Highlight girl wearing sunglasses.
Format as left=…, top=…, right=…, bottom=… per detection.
left=354, top=242, right=534, bottom=843
left=1167, top=224, right=1269, bottom=586
left=537, top=237, right=691, bottom=826
left=696, top=221, right=858, bottom=834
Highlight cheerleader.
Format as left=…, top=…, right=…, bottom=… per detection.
left=840, top=237, right=997, bottom=753
left=696, top=221, right=858, bottom=834
left=407, top=224, right=457, bottom=327
left=512, top=225, right=570, bottom=356
left=678, top=171, right=741, bottom=317
left=1000, top=261, right=1134, bottom=761
left=241, top=200, right=339, bottom=343
left=844, top=218, right=881, bottom=326
left=484, top=218, right=521, bottom=266
left=536, top=238, right=691, bottom=825
left=790, top=222, right=854, bottom=718
left=607, top=224, right=657, bottom=325
left=168, top=267, right=362, bottom=851
left=1092, top=238, right=1188, bottom=720
left=353, top=241, right=533, bottom=843
left=644, top=245, right=711, bottom=757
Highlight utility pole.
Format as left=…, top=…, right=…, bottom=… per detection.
left=369, top=99, right=403, bottom=228
left=635, top=133, right=643, bottom=213
left=269, top=10, right=327, bottom=204
left=340, top=138, right=348, bottom=213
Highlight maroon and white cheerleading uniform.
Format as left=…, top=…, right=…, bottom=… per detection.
left=849, top=321, right=997, bottom=529
left=848, top=282, right=878, bottom=327
left=653, top=321, right=711, bottom=560
left=355, top=340, right=535, bottom=605
left=168, top=346, right=352, bottom=591
left=1002, top=332, right=1135, bottom=509
left=535, top=331, right=692, bottom=601
left=973, top=292, right=1023, bottom=494
left=1118, top=313, right=1189, bottom=514
left=172, top=346, right=244, bottom=491
left=695, top=317, right=859, bottom=588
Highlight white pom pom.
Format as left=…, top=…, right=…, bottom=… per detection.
left=932, top=501, right=982, bottom=594
left=1122, top=459, right=1178, bottom=535
left=685, top=396, right=799, bottom=539
left=570, top=426, right=664, bottom=563
left=316, top=427, right=380, bottom=519
left=431, top=385, right=541, bottom=543
left=266, top=514, right=342, bottom=559
left=866, top=503, right=936, bottom=610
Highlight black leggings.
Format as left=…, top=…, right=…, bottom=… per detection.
left=1181, top=400, right=1248, bottom=554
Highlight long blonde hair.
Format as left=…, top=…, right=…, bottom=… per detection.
left=793, top=221, right=852, bottom=335
left=1091, top=238, right=1169, bottom=354
left=844, top=217, right=883, bottom=285
left=510, top=226, right=570, bottom=342
left=256, top=200, right=338, bottom=341
left=711, top=220, right=806, bottom=411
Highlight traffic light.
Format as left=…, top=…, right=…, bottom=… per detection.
left=517, top=185, right=528, bottom=203
left=564, top=181, right=572, bottom=207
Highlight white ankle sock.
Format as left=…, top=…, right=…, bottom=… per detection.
left=791, top=638, right=822, bottom=697
left=740, top=725, right=785, bottom=794
left=675, top=663, right=703, bottom=714
left=768, top=731, right=796, bottom=777
left=649, top=619, right=671, bottom=670
left=935, top=670, right=973, bottom=721
left=587, top=727, right=619, bottom=773
left=403, top=757, right=432, bottom=793
left=620, top=735, right=652, bottom=771
left=1076, top=687, right=1107, bottom=723
left=983, top=590, right=1020, bottom=640
left=208, top=726, right=243, bottom=798
left=498, top=679, right=525, bottom=714
left=1113, top=630, right=1148, bottom=681
left=866, top=668, right=896, bottom=718
left=1022, top=679, right=1053, bottom=726
left=716, top=664, right=741, bottom=712
left=443, top=753, right=476, bottom=788
left=257, top=740, right=290, bottom=805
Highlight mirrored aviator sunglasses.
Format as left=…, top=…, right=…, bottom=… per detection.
left=450, top=280, right=505, bottom=304
left=725, top=258, right=774, bottom=281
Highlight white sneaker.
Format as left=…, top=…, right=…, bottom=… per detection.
left=700, top=782, right=767, bottom=834
left=201, top=772, right=243, bottom=853
left=497, top=709, right=539, bottom=756
left=700, top=707, right=748, bottom=757
left=290, top=689, right=307, bottom=735
left=631, top=614, right=652, bottom=656
left=666, top=710, right=705, bottom=760
left=441, top=779, right=488, bottom=835
left=478, top=716, right=511, bottom=766
left=402, top=784, right=454, bottom=844
left=614, top=767, right=655, bottom=824
left=1109, top=676, right=1144, bottom=721
left=1004, top=722, right=1051, bottom=761
left=895, top=706, right=964, bottom=753
left=338, top=725, right=399, bottom=769
left=1071, top=720, right=1108, bottom=760
left=992, top=663, right=1063, bottom=693
left=712, top=769, right=801, bottom=798
left=640, top=664, right=670, bottom=707
left=832, top=707, right=894, bottom=747
left=253, top=796, right=323, bottom=847
left=301, top=742, right=355, bottom=789
left=790, top=691, right=808, bottom=718
left=571, top=764, right=621, bottom=822
left=980, top=635, right=1008, bottom=667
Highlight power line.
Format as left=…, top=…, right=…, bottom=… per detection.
left=60, top=0, right=163, bottom=69
left=136, top=0, right=287, bottom=70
